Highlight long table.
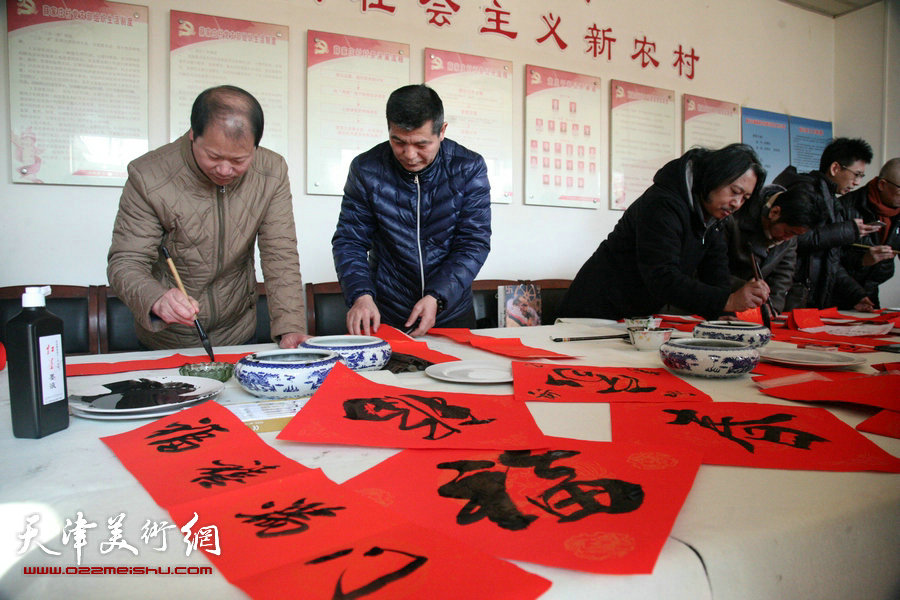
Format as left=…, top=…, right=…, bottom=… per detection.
left=1, top=323, right=898, bottom=599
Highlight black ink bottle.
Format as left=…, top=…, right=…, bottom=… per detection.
left=7, top=286, right=69, bottom=438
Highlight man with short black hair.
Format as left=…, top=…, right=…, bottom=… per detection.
left=725, top=181, right=821, bottom=313
left=839, top=157, right=900, bottom=309
left=332, top=84, right=491, bottom=336
left=108, top=85, right=308, bottom=349
left=772, top=137, right=881, bottom=310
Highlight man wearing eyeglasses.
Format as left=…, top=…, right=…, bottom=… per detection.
left=773, top=137, right=880, bottom=311
left=838, top=157, right=900, bottom=309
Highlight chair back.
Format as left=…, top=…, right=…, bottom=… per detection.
left=471, top=279, right=518, bottom=329
left=96, top=285, right=142, bottom=353
left=0, top=285, right=98, bottom=355
left=254, top=281, right=272, bottom=343
left=305, top=282, right=348, bottom=336
left=531, top=278, right=572, bottom=326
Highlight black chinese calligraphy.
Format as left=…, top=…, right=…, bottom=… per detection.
left=342, top=394, right=495, bottom=440
left=145, top=417, right=228, bottom=453
left=663, top=409, right=829, bottom=453
left=74, top=378, right=197, bottom=409
left=305, top=546, right=428, bottom=600
left=235, top=498, right=345, bottom=537
left=544, top=367, right=657, bottom=394
left=437, top=449, right=644, bottom=531
left=191, top=460, right=279, bottom=488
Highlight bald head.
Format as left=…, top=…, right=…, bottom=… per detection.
left=190, top=85, right=264, bottom=147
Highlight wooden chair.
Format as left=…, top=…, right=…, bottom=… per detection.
left=0, top=284, right=99, bottom=355
left=305, top=281, right=348, bottom=336
left=96, top=285, right=142, bottom=353
left=253, top=281, right=273, bottom=343
left=531, top=278, right=572, bottom=325
left=471, top=279, right=518, bottom=329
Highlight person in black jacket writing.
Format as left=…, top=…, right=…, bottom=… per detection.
left=332, top=84, right=491, bottom=336
left=558, top=144, right=770, bottom=320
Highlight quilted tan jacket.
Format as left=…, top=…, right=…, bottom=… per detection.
left=107, top=133, right=305, bottom=349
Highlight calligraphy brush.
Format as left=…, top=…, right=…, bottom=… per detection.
left=551, top=333, right=629, bottom=342
left=159, top=245, right=216, bottom=362
left=851, top=243, right=900, bottom=255
left=747, top=244, right=776, bottom=329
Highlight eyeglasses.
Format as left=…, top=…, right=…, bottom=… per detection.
left=882, top=178, right=900, bottom=190
left=839, top=165, right=866, bottom=180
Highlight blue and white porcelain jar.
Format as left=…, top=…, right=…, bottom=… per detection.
left=301, top=335, right=392, bottom=371
left=234, top=349, right=341, bottom=399
left=659, top=338, right=759, bottom=378
left=692, top=320, right=771, bottom=349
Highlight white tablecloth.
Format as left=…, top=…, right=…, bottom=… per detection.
left=1, top=323, right=897, bottom=599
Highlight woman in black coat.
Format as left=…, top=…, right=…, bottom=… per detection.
left=559, top=144, right=770, bottom=320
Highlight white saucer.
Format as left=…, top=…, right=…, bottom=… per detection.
left=68, top=376, right=224, bottom=414
left=759, top=348, right=866, bottom=370
left=424, top=360, right=513, bottom=384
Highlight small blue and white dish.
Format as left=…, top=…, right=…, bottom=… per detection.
left=301, top=335, right=391, bottom=371
left=659, top=338, right=759, bottom=378
left=234, top=349, right=341, bottom=399
left=692, top=320, right=771, bottom=349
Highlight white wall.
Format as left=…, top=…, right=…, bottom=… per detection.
left=835, top=0, right=900, bottom=307
left=0, top=0, right=840, bottom=291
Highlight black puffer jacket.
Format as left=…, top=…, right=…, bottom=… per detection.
left=558, top=150, right=732, bottom=320
left=332, top=138, right=491, bottom=326
left=771, top=167, right=865, bottom=309
left=839, top=182, right=900, bottom=308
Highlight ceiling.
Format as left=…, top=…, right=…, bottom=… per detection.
left=779, top=0, right=883, bottom=17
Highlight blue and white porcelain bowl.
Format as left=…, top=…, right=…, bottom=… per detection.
left=234, top=349, right=341, bottom=399
left=301, top=335, right=392, bottom=372
left=692, top=320, right=771, bottom=349
left=659, top=338, right=759, bottom=378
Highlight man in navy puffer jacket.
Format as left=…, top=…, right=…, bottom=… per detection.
left=332, top=84, right=491, bottom=336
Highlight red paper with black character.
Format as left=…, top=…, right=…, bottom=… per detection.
left=428, top=328, right=575, bottom=359
left=103, top=404, right=551, bottom=599
left=512, top=361, right=711, bottom=403
left=610, top=401, right=900, bottom=472
left=166, top=469, right=550, bottom=599
left=102, top=401, right=310, bottom=507
left=277, top=362, right=546, bottom=449
left=342, top=438, right=702, bottom=574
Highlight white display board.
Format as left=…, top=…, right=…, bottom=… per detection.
left=609, top=80, right=676, bottom=211
left=523, top=65, right=602, bottom=209
left=425, top=48, right=513, bottom=204
left=169, top=11, right=289, bottom=158
left=306, top=30, right=410, bottom=196
left=683, top=94, right=740, bottom=152
left=7, top=0, right=148, bottom=186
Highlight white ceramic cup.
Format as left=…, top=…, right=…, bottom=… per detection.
left=627, top=326, right=674, bottom=350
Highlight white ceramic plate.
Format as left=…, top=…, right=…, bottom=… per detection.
left=759, top=348, right=866, bottom=370
left=68, top=376, right=224, bottom=414
left=424, top=360, right=513, bottom=384
left=70, top=398, right=215, bottom=420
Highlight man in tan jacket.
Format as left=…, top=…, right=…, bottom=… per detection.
left=108, top=86, right=307, bottom=349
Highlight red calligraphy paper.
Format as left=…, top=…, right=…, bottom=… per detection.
left=374, top=325, right=461, bottom=364
left=165, top=468, right=550, bottom=599
left=735, top=307, right=763, bottom=324
left=104, top=405, right=551, bottom=599
left=856, top=409, right=900, bottom=439
left=759, top=373, right=900, bottom=411
left=872, top=361, right=900, bottom=372
left=787, top=309, right=825, bottom=329
left=277, top=363, right=546, bottom=449
left=428, top=328, right=575, bottom=359
left=610, top=401, right=900, bottom=472
left=102, top=401, right=310, bottom=507
left=235, top=521, right=551, bottom=600
left=512, top=361, right=711, bottom=403
left=343, top=439, right=701, bottom=574
left=67, top=352, right=254, bottom=376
